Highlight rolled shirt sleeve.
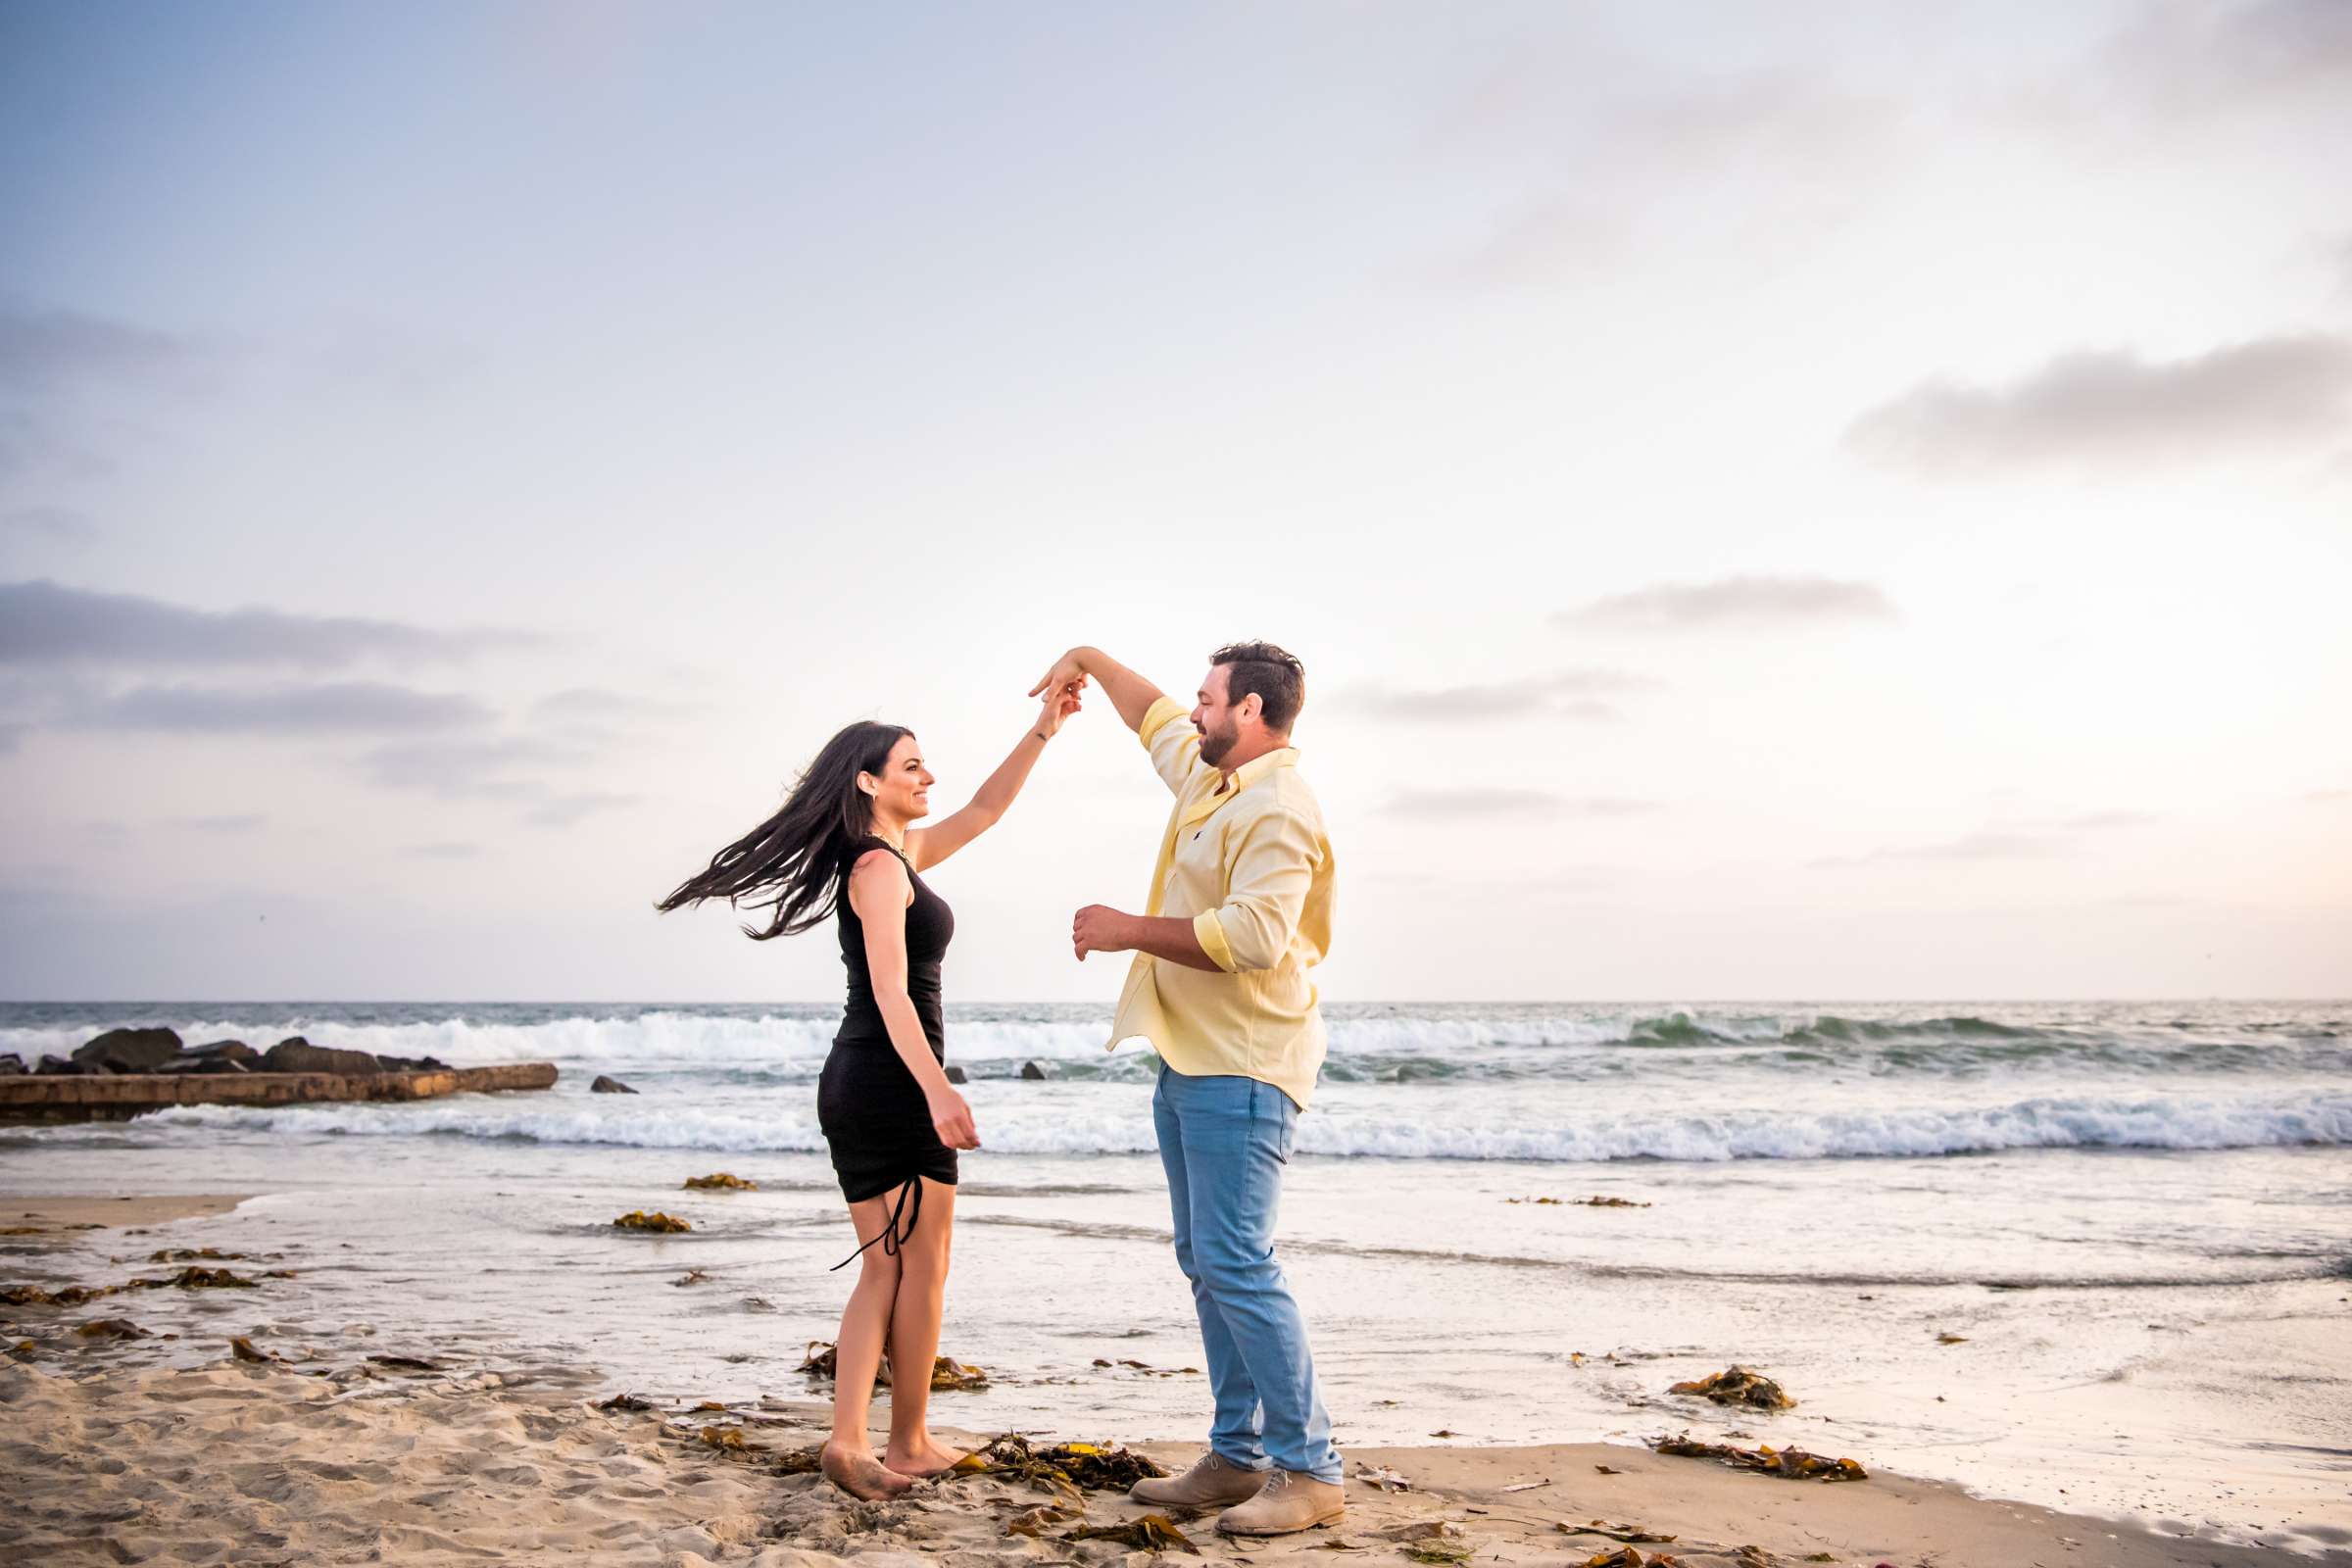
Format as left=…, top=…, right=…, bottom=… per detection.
left=1140, top=696, right=1201, bottom=796
left=1194, top=808, right=1321, bottom=973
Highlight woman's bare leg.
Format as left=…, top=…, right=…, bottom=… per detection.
left=821, top=1191, right=915, bottom=1499
left=881, top=1178, right=964, bottom=1476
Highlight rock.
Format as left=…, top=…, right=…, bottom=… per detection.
left=188, top=1040, right=259, bottom=1064
left=261, top=1037, right=384, bottom=1075
left=591, top=1075, right=638, bottom=1095
left=1019, top=1061, right=1046, bottom=1081
left=0, top=1054, right=22, bottom=1076
left=73, top=1026, right=185, bottom=1073
left=75, top=1318, right=150, bottom=1340
left=158, top=1054, right=253, bottom=1075
left=944, top=1064, right=968, bottom=1084
left=374, top=1054, right=452, bottom=1073
left=35, top=1054, right=95, bottom=1076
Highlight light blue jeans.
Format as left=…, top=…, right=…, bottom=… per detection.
left=1152, top=1063, right=1343, bottom=1485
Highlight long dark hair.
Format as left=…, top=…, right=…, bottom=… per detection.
left=655, top=720, right=911, bottom=940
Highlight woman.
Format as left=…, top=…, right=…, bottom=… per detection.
left=656, top=681, right=1084, bottom=1497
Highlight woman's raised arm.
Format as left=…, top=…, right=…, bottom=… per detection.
left=905, top=684, right=1082, bottom=872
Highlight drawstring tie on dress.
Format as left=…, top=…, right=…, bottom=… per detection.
left=829, top=1176, right=922, bottom=1271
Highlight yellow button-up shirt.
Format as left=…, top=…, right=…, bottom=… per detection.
left=1107, top=696, right=1335, bottom=1110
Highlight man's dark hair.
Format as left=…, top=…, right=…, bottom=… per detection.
left=1209, top=640, right=1306, bottom=732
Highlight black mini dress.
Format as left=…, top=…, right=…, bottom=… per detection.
left=817, top=837, right=959, bottom=1214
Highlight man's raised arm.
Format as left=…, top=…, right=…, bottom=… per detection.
left=1030, top=646, right=1165, bottom=735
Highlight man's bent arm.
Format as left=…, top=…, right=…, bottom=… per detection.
left=1034, top=646, right=1163, bottom=734
left=1072, top=906, right=1221, bottom=971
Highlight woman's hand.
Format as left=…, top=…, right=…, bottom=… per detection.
left=928, top=1084, right=981, bottom=1150
left=1035, top=677, right=1085, bottom=740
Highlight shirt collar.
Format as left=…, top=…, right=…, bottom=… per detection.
left=1217, top=745, right=1298, bottom=798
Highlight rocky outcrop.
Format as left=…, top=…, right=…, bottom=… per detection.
left=1019, top=1061, right=1047, bottom=1081
left=187, top=1040, right=259, bottom=1064
left=36, top=1054, right=94, bottom=1076
left=944, top=1064, right=969, bottom=1084
left=0, top=1054, right=22, bottom=1076
left=73, top=1027, right=185, bottom=1073
left=260, top=1038, right=383, bottom=1075
left=590, top=1075, right=638, bottom=1095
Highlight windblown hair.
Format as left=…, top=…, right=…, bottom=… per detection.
left=655, top=720, right=911, bottom=941
left=1209, top=640, right=1306, bottom=732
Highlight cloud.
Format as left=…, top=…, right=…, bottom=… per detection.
left=1383, top=789, right=1661, bottom=820
left=0, top=410, right=111, bottom=482
left=2056, top=809, right=2158, bottom=830
left=172, top=814, right=266, bottom=833
left=0, top=580, right=524, bottom=668
left=1809, top=811, right=2148, bottom=868
left=1432, top=64, right=1908, bottom=287
left=0, top=305, right=202, bottom=390
left=1560, top=575, right=1897, bottom=632
left=402, top=841, right=482, bottom=860
left=1338, top=669, right=1655, bottom=724
left=1845, top=335, right=2352, bottom=476
left=1, top=506, right=97, bottom=547
left=75, top=681, right=494, bottom=734
left=360, top=737, right=590, bottom=798
left=523, top=791, right=641, bottom=828
left=1810, top=831, right=2060, bottom=869
left=2094, top=0, right=2352, bottom=118
left=530, top=686, right=690, bottom=730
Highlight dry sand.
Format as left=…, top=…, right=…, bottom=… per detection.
left=2, top=1194, right=2335, bottom=1567
left=3, top=1193, right=250, bottom=1235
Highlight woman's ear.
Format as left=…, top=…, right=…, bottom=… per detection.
left=856, top=773, right=878, bottom=799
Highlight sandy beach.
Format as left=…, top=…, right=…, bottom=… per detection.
left=5, top=1191, right=2339, bottom=1568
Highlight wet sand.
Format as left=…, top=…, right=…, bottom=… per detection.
left=5, top=1192, right=2342, bottom=1567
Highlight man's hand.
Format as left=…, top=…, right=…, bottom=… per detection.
left=1072, top=904, right=1135, bottom=960
left=1029, top=649, right=1090, bottom=702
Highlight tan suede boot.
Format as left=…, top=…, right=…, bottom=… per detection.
left=1128, top=1450, right=1268, bottom=1508
left=1213, top=1470, right=1346, bottom=1536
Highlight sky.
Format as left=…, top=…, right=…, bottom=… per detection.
left=0, top=0, right=2347, bottom=1003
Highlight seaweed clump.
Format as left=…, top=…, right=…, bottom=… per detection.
left=612, top=1211, right=692, bottom=1233
left=798, top=1340, right=988, bottom=1392
left=970, top=1433, right=1169, bottom=1495
left=683, top=1173, right=757, bottom=1191
left=1062, top=1514, right=1199, bottom=1554
left=1645, top=1433, right=1866, bottom=1482
left=1666, top=1366, right=1794, bottom=1410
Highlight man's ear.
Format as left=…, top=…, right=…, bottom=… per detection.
left=1236, top=692, right=1263, bottom=726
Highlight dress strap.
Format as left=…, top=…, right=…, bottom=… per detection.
left=828, top=1176, right=924, bottom=1271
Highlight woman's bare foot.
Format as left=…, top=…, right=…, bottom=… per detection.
left=883, top=1434, right=971, bottom=1478
left=822, top=1441, right=915, bottom=1499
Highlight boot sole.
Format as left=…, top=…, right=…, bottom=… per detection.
left=1214, top=1506, right=1347, bottom=1538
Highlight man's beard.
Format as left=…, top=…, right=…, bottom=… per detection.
left=1199, top=722, right=1238, bottom=767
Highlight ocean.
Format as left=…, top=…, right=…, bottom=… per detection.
left=4, top=1000, right=2347, bottom=1552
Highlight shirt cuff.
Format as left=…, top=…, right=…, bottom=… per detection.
left=1139, top=696, right=1187, bottom=750
left=1191, top=908, right=1238, bottom=972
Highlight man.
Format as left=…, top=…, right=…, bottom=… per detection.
left=1027, top=640, right=1343, bottom=1537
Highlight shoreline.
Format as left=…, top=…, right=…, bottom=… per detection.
left=5, top=1192, right=2346, bottom=1565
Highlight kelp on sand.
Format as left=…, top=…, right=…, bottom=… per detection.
left=798, top=1340, right=988, bottom=1392
left=1646, top=1433, right=1868, bottom=1482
